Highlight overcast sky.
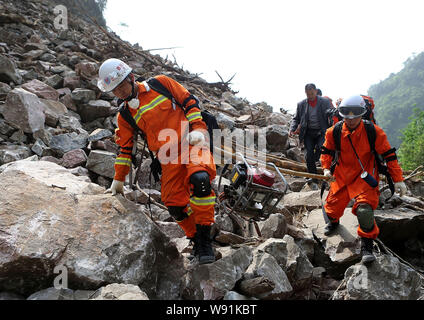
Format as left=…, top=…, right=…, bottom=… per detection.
left=104, top=0, right=424, bottom=113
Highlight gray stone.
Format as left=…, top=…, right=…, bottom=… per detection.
left=63, top=76, right=81, bottom=91
left=9, top=130, right=27, bottom=144
left=40, top=99, right=68, bottom=127
left=0, top=82, right=11, bottom=99
left=71, top=88, right=96, bottom=105
left=40, top=156, right=62, bottom=166
left=266, top=125, right=289, bottom=152
left=260, top=213, right=287, bottom=239
left=244, top=250, right=293, bottom=299
left=88, top=128, right=113, bottom=142
left=222, top=92, right=245, bottom=111
left=90, top=284, right=149, bottom=300
left=80, top=100, right=114, bottom=123
left=67, top=166, right=90, bottom=178
left=0, top=145, right=32, bottom=165
left=40, top=53, right=56, bottom=62
left=155, top=221, right=186, bottom=239
left=33, top=129, right=53, bottom=145
left=0, top=118, right=14, bottom=136
left=0, top=54, right=22, bottom=84
left=58, top=114, right=87, bottom=134
left=0, top=160, right=184, bottom=299
left=86, top=150, right=116, bottom=179
left=31, top=138, right=54, bottom=157
left=223, top=291, right=258, bottom=300
left=44, top=74, right=63, bottom=89
left=21, top=79, right=59, bottom=101
left=2, top=88, right=46, bottom=133
left=215, top=113, right=235, bottom=131
left=60, top=93, right=77, bottom=112
left=282, top=190, right=322, bottom=214
left=48, top=132, right=88, bottom=157
left=334, top=255, right=422, bottom=300
left=183, top=246, right=253, bottom=300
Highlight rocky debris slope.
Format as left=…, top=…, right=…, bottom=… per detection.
left=0, top=0, right=423, bottom=300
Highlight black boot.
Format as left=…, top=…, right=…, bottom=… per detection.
left=361, top=237, right=376, bottom=264
left=195, top=224, right=215, bottom=265
left=324, top=220, right=339, bottom=236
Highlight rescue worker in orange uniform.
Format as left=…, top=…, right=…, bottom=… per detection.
left=320, top=95, right=406, bottom=264
left=98, top=58, right=217, bottom=265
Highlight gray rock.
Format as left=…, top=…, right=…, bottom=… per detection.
left=33, top=129, right=53, bottom=145
left=222, top=92, right=245, bottom=111
left=21, top=79, right=59, bottom=101
left=88, top=128, right=113, bottom=142
left=244, top=250, right=293, bottom=299
left=0, top=118, right=14, bottom=136
left=9, top=130, right=27, bottom=144
left=282, top=190, right=321, bottom=214
left=0, top=160, right=184, bottom=299
left=40, top=53, right=56, bottom=62
left=71, top=88, right=96, bottom=105
left=215, top=231, right=247, bottom=245
left=0, top=82, right=11, bottom=99
left=213, top=213, right=234, bottom=233
left=90, top=284, right=149, bottom=300
left=67, top=166, right=90, bottom=178
left=2, top=88, right=46, bottom=133
left=335, top=255, right=422, bottom=300
left=219, top=101, right=239, bottom=114
left=80, top=100, right=114, bottom=123
left=155, top=221, right=186, bottom=239
left=40, top=99, right=68, bottom=127
left=86, top=150, right=116, bottom=179
left=60, top=93, right=78, bottom=112
left=260, top=213, right=287, bottom=239
left=48, top=132, right=88, bottom=157
left=40, top=156, right=62, bottom=166
left=0, top=145, right=32, bottom=165
left=266, top=125, right=289, bottom=152
left=31, top=138, right=54, bottom=157
left=215, top=113, right=235, bottom=131
left=63, top=76, right=81, bottom=91
left=58, top=114, right=87, bottom=134
left=304, top=208, right=362, bottom=277
left=183, top=246, right=253, bottom=300
left=44, top=74, right=64, bottom=89
left=0, top=54, right=22, bottom=84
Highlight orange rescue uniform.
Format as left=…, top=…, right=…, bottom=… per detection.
left=114, top=75, right=216, bottom=237
left=320, top=121, right=403, bottom=239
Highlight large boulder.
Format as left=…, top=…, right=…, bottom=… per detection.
left=0, top=160, right=185, bottom=299
left=265, top=125, right=289, bottom=152
left=86, top=150, right=116, bottom=179
left=79, top=100, right=114, bottom=123
left=40, top=99, right=68, bottom=127
left=281, top=190, right=322, bottom=214
left=2, top=88, right=46, bottom=133
left=48, top=132, right=89, bottom=157
left=334, top=255, right=422, bottom=300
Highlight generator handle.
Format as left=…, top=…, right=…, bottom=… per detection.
left=236, top=152, right=254, bottom=184
left=267, top=162, right=288, bottom=193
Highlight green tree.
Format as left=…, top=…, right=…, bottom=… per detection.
left=398, top=108, right=424, bottom=170
left=368, top=52, right=424, bottom=148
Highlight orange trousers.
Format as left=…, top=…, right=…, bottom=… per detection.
left=324, top=185, right=380, bottom=239
left=160, top=144, right=216, bottom=238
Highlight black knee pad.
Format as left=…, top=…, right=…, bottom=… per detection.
left=168, top=206, right=188, bottom=222
left=356, top=204, right=374, bottom=232
left=189, top=171, right=211, bottom=197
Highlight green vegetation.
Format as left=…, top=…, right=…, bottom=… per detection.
left=368, top=52, right=424, bottom=148
left=398, top=108, right=424, bottom=171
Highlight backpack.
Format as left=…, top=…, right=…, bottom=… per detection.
left=118, top=77, right=219, bottom=152
left=330, top=95, right=377, bottom=125
left=324, top=119, right=396, bottom=196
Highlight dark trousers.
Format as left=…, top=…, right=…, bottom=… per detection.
left=303, top=129, right=325, bottom=175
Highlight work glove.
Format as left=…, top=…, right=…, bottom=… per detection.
left=188, top=130, right=206, bottom=146
left=323, top=169, right=336, bottom=182
left=105, top=179, right=124, bottom=196
left=394, top=181, right=407, bottom=197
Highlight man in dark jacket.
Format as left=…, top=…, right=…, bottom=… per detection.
left=290, top=83, right=333, bottom=186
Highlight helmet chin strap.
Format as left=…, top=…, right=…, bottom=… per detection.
left=125, top=78, right=139, bottom=109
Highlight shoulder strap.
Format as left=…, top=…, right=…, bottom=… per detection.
left=333, top=121, right=343, bottom=151
left=146, top=77, right=176, bottom=104
left=363, top=120, right=376, bottom=152
left=119, top=103, right=141, bottom=134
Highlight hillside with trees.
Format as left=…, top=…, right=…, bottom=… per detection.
left=368, top=52, right=424, bottom=148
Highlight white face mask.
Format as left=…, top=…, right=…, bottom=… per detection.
left=128, top=98, right=139, bottom=109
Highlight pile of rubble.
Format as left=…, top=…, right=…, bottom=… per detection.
left=0, top=0, right=423, bottom=300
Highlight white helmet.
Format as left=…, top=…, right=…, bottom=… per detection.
left=339, top=95, right=367, bottom=119
left=97, top=58, right=132, bottom=92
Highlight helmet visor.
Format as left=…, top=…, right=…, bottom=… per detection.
left=339, top=106, right=366, bottom=119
